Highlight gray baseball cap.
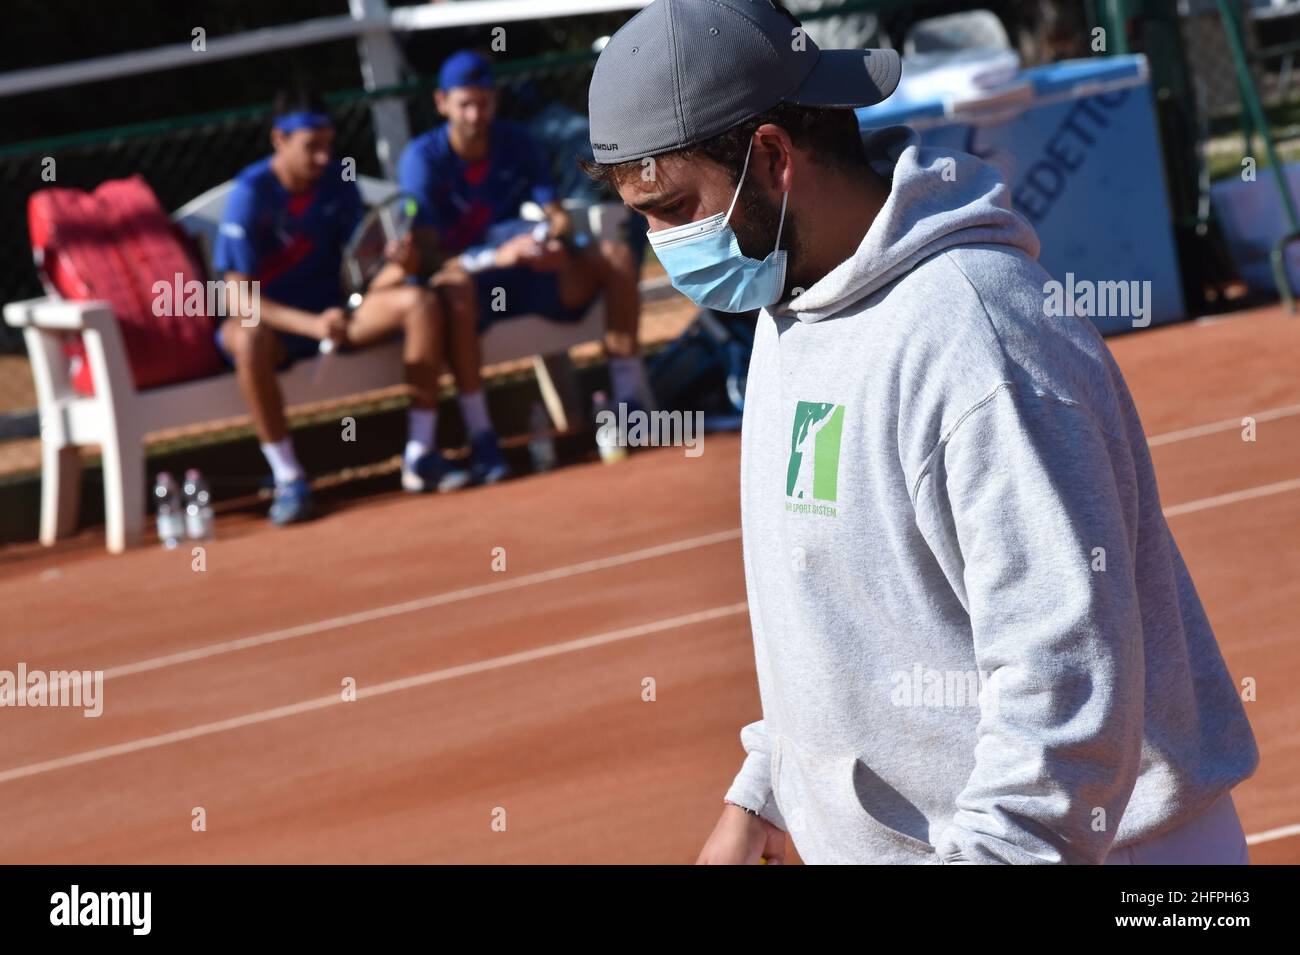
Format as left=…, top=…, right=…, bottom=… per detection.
left=588, top=0, right=900, bottom=164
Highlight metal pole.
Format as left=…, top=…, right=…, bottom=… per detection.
left=0, top=0, right=652, bottom=100
left=1216, top=0, right=1300, bottom=311
left=349, top=0, right=411, bottom=180
left=1106, top=0, right=1131, bottom=55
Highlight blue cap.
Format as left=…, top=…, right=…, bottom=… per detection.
left=438, top=51, right=495, bottom=92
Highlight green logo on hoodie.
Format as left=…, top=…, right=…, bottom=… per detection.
left=786, top=401, right=845, bottom=505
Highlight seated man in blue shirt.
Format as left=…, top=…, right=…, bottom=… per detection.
left=214, top=89, right=470, bottom=525
left=396, top=51, right=649, bottom=478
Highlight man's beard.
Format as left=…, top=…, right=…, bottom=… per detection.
left=732, top=176, right=801, bottom=301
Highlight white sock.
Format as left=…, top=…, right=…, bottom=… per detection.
left=609, top=355, right=648, bottom=407
left=405, top=408, right=437, bottom=468
left=458, top=391, right=493, bottom=437
left=260, top=438, right=303, bottom=485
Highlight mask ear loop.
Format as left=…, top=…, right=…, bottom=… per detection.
left=724, top=135, right=790, bottom=255
left=646, top=137, right=754, bottom=245
left=774, top=190, right=789, bottom=252
left=722, top=136, right=756, bottom=226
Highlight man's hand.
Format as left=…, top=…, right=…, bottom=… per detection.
left=385, top=233, right=420, bottom=275
left=493, top=232, right=542, bottom=269
left=542, top=201, right=573, bottom=245
left=313, top=307, right=348, bottom=346
left=696, top=803, right=787, bottom=864
left=493, top=233, right=569, bottom=272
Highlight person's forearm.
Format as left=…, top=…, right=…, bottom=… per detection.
left=222, top=274, right=318, bottom=336
left=924, top=389, right=1146, bottom=865
left=249, top=299, right=320, bottom=337
left=457, top=243, right=501, bottom=273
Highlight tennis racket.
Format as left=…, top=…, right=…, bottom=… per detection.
left=314, top=192, right=419, bottom=382
left=340, top=191, right=419, bottom=297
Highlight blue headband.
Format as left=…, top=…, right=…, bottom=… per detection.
left=273, top=111, right=332, bottom=133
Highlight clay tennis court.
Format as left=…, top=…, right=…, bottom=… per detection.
left=0, top=302, right=1296, bottom=865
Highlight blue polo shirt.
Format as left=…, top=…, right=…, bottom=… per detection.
left=397, top=120, right=558, bottom=253
left=213, top=157, right=364, bottom=313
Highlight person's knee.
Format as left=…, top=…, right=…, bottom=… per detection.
left=434, top=270, right=477, bottom=319
left=401, top=285, right=443, bottom=330
left=222, top=320, right=272, bottom=366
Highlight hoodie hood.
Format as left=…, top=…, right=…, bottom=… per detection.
left=771, top=124, right=1040, bottom=323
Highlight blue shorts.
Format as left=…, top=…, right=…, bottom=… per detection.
left=213, top=322, right=321, bottom=371
left=472, top=266, right=593, bottom=333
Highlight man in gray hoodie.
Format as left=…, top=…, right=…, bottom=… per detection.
left=584, top=0, right=1258, bottom=864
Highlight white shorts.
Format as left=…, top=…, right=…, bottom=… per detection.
left=1104, top=791, right=1249, bottom=865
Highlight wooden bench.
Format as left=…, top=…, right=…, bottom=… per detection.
left=3, top=176, right=630, bottom=553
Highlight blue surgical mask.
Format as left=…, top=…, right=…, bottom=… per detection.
left=645, top=138, right=789, bottom=313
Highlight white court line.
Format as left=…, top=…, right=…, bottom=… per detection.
left=1246, top=822, right=1300, bottom=846
left=88, top=474, right=1300, bottom=681
left=7, top=596, right=1296, bottom=854
left=0, top=602, right=749, bottom=786
left=1163, top=476, right=1300, bottom=518
left=97, top=527, right=742, bottom=681
left=1148, top=403, right=1300, bottom=447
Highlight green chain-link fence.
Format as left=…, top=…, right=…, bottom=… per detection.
left=0, top=0, right=1136, bottom=355
left=0, top=0, right=659, bottom=354
left=0, top=57, right=614, bottom=353
left=0, top=100, right=358, bottom=351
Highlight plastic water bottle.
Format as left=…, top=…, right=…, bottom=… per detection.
left=154, top=472, right=185, bottom=549
left=592, top=390, right=627, bottom=464
left=528, top=402, right=557, bottom=474
left=183, top=468, right=214, bottom=540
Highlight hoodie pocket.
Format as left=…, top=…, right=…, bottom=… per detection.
left=772, top=734, right=937, bottom=864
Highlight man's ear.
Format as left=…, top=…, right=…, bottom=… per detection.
left=434, top=89, right=447, bottom=117
left=270, top=128, right=285, bottom=152
left=753, top=124, right=794, bottom=193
